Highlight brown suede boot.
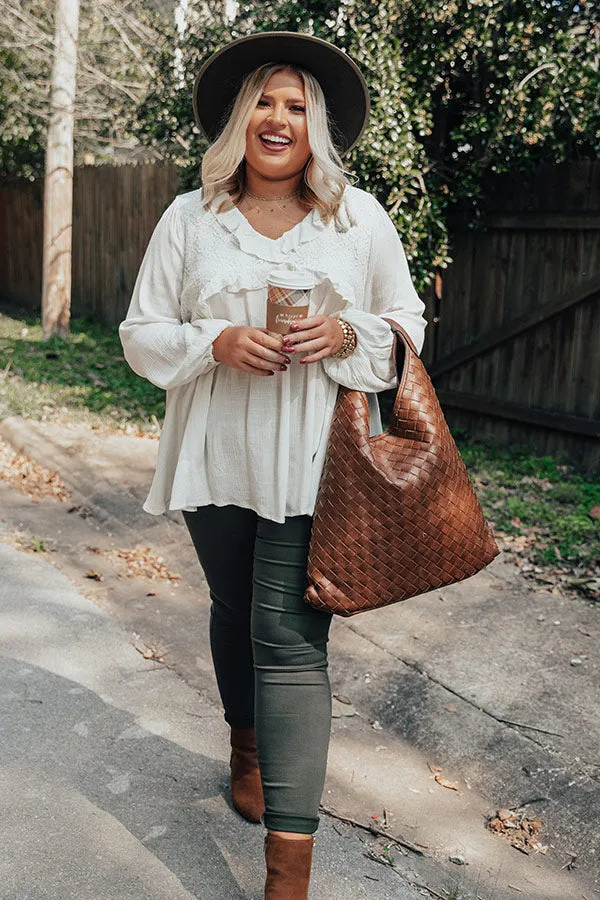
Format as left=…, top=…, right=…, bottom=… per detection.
left=230, top=727, right=265, bottom=823
left=264, top=833, right=314, bottom=899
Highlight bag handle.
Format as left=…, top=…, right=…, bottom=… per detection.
left=381, top=318, right=419, bottom=355
left=381, top=318, right=417, bottom=386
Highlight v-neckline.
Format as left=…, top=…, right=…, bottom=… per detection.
left=210, top=191, right=329, bottom=263
left=230, top=202, right=316, bottom=243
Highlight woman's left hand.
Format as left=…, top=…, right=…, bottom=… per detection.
left=282, top=315, right=344, bottom=364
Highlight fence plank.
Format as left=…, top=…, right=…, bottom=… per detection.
left=452, top=214, right=600, bottom=231
left=430, top=273, right=600, bottom=381
left=437, top=390, right=600, bottom=439
left=0, top=163, right=181, bottom=325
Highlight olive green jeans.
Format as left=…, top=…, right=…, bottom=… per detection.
left=183, top=505, right=333, bottom=835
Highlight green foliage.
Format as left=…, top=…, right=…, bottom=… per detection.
left=0, top=0, right=164, bottom=180
left=3, top=2, right=597, bottom=282
left=0, top=47, right=46, bottom=180
left=132, top=0, right=599, bottom=289
left=0, top=311, right=164, bottom=429
left=397, top=0, right=600, bottom=217
left=342, top=3, right=450, bottom=283
left=458, top=437, right=600, bottom=571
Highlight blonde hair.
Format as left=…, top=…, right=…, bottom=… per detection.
left=201, top=63, right=354, bottom=229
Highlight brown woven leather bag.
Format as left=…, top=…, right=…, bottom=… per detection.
left=305, top=322, right=499, bottom=616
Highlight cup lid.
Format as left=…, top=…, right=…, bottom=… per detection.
left=267, top=267, right=316, bottom=290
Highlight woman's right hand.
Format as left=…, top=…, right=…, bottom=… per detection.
left=212, top=326, right=291, bottom=376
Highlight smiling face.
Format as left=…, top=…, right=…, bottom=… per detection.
left=244, top=69, right=312, bottom=185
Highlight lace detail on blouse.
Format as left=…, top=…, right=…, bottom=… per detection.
left=176, top=186, right=372, bottom=323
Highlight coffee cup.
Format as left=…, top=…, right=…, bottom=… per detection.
left=266, top=269, right=315, bottom=337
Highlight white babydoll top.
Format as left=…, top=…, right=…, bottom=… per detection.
left=119, top=185, right=427, bottom=523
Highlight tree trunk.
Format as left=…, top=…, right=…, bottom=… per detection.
left=42, top=0, right=80, bottom=341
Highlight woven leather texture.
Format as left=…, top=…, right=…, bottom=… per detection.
left=305, top=326, right=500, bottom=616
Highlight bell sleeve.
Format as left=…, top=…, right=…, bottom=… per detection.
left=119, top=198, right=233, bottom=391
left=322, top=194, right=427, bottom=392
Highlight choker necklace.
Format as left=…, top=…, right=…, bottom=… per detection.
left=245, top=188, right=299, bottom=202
left=243, top=188, right=300, bottom=216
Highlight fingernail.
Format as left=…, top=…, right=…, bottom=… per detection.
left=283, top=358, right=291, bottom=365
left=283, top=346, right=295, bottom=353
left=290, top=324, right=299, bottom=331
left=280, top=365, right=287, bottom=372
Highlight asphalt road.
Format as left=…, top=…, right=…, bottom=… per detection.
left=0, top=542, right=425, bottom=900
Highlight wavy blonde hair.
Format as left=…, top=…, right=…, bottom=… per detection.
left=201, top=63, right=354, bottom=229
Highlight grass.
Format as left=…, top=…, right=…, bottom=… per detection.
left=455, top=432, right=600, bottom=575
left=0, top=308, right=164, bottom=432
left=1, top=308, right=598, bottom=586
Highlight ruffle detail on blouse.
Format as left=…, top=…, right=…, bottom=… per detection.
left=185, top=267, right=359, bottom=326
left=309, top=270, right=357, bottom=316
left=209, top=193, right=329, bottom=263
left=184, top=270, right=273, bottom=322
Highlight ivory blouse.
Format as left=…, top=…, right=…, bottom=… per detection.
left=119, top=185, right=427, bottom=523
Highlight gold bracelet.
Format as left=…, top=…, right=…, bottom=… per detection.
left=332, top=319, right=357, bottom=359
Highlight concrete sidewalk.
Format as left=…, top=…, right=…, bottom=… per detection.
left=0, top=542, right=426, bottom=900
left=1, top=415, right=598, bottom=899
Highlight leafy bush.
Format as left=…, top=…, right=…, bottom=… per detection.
left=132, top=0, right=599, bottom=289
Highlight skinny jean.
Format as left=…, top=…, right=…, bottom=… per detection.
left=183, top=505, right=333, bottom=835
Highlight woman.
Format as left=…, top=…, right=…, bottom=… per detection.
left=120, top=31, right=427, bottom=900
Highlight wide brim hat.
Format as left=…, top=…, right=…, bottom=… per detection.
left=193, top=31, right=370, bottom=155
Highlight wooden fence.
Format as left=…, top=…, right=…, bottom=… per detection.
left=0, top=163, right=180, bottom=324
left=425, top=161, right=600, bottom=471
left=1, top=161, right=598, bottom=469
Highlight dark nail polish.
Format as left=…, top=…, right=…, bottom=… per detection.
left=280, top=365, right=287, bottom=371
left=283, top=358, right=291, bottom=365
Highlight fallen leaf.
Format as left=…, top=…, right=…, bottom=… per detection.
left=331, top=696, right=357, bottom=718
left=427, top=762, right=443, bottom=773
left=107, top=545, right=181, bottom=582
left=134, top=643, right=168, bottom=661
left=0, top=439, right=70, bottom=503
left=85, top=570, right=104, bottom=582
left=577, top=625, right=599, bottom=638
left=589, top=505, right=600, bottom=521
left=435, top=775, right=459, bottom=792
left=487, top=809, right=548, bottom=854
